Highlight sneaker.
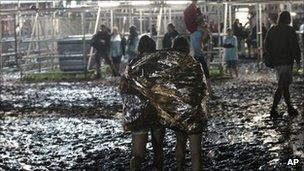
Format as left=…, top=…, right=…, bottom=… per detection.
left=288, top=107, right=299, bottom=116
left=270, top=109, right=282, bottom=118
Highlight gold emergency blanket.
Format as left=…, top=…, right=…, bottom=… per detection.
left=126, top=50, right=208, bottom=134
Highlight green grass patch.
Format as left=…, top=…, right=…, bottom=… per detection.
left=209, top=65, right=225, bottom=78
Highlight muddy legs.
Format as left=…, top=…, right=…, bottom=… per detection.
left=130, top=128, right=165, bottom=171
left=175, top=132, right=202, bottom=171
left=175, top=131, right=187, bottom=171
left=130, top=133, right=148, bottom=171
left=151, top=128, right=165, bottom=170
left=189, top=134, right=202, bottom=171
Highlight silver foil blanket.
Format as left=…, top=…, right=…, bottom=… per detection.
left=127, top=50, right=208, bottom=134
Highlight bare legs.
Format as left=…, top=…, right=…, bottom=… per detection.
left=206, top=78, right=213, bottom=96
left=189, top=134, right=202, bottom=171
left=130, top=133, right=148, bottom=171
left=175, top=132, right=202, bottom=171
left=130, top=128, right=165, bottom=171
left=151, top=128, right=165, bottom=170
left=175, top=131, right=187, bottom=171
left=227, top=68, right=238, bottom=78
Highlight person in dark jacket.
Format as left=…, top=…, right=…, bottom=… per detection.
left=90, top=24, right=111, bottom=79
left=120, top=35, right=165, bottom=171
left=162, top=23, right=179, bottom=49
left=232, top=19, right=243, bottom=52
left=265, top=11, right=301, bottom=118
left=126, top=26, right=139, bottom=62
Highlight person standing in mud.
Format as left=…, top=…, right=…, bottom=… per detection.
left=126, top=26, right=139, bottom=62
left=162, top=23, right=179, bottom=49
left=120, top=35, right=165, bottom=171
left=110, top=26, right=126, bottom=76
left=265, top=11, right=301, bottom=118
left=172, top=36, right=206, bottom=171
left=223, top=28, right=239, bottom=77
left=90, top=24, right=111, bottom=79
left=190, top=16, right=213, bottom=96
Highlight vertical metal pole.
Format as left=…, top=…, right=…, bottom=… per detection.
left=164, top=7, right=167, bottom=35
left=259, top=4, right=263, bottom=63
left=255, top=3, right=259, bottom=66
left=156, top=6, right=163, bottom=49
left=13, top=14, right=19, bottom=71
left=87, top=6, right=101, bottom=70
left=169, top=8, right=172, bottom=24
left=139, top=10, right=143, bottom=35
left=217, top=4, right=223, bottom=70
left=82, top=12, right=86, bottom=75
left=217, top=4, right=222, bottom=46
left=228, top=3, right=232, bottom=29
left=0, top=14, right=3, bottom=82
left=129, top=8, right=132, bottom=28
left=37, top=13, right=41, bottom=72
left=51, top=0, right=56, bottom=69
left=110, top=10, right=114, bottom=32
left=223, top=3, right=228, bottom=35
left=149, top=8, right=153, bottom=37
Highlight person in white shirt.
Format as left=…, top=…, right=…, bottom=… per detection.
left=110, top=26, right=126, bottom=76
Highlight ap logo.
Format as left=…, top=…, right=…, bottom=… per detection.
left=287, top=159, right=300, bottom=166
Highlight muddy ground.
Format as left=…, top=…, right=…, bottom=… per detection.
left=0, top=64, right=303, bottom=170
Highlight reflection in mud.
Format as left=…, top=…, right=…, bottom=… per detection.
left=0, top=67, right=303, bottom=170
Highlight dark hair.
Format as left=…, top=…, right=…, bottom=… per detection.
left=172, top=36, right=190, bottom=54
left=138, top=35, right=156, bottom=55
left=277, top=11, right=291, bottom=25
left=168, top=23, right=175, bottom=29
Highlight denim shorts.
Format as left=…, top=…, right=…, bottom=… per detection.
left=226, top=60, right=237, bottom=69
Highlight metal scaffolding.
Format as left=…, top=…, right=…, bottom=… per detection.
left=1, top=0, right=303, bottom=78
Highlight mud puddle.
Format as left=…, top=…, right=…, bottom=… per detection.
left=1, top=65, right=303, bottom=170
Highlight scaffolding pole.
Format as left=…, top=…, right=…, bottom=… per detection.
left=228, top=2, right=232, bottom=29
left=0, top=15, right=2, bottom=82
left=81, top=11, right=87, bottom=76
left=156, top=5, right=163, bottom=49
left=110, top=10, right=114, bottom=32
left=140, top=10, right=143, bottom=34
left=258, top=4, right=263, bottom=64
left=223, top=3, right=228, bottom=35
left=13, top=14, right=19, bottom=72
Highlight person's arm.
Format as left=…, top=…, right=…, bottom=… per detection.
left=264, top=28, right=272, bottom=53
left=232, top=36, right=237, bottom=50
left=289, top=28, right=301, bottom=65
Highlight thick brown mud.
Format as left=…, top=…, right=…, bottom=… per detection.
left=1, top=65, right=303, bottom=170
